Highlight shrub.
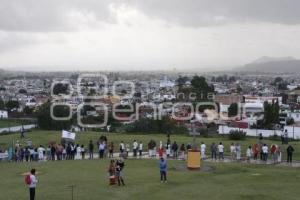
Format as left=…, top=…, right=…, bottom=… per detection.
left=197, top=128, right=209, bottom=137
left=228, top=130, right=246, bottom=140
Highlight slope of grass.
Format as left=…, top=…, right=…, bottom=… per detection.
left=0, top=159, right=299, bottom=200
left=0, top=119, right=32, bottom=128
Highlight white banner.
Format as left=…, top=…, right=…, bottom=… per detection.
left=0, top=153, right=8, bottom=159
left=62, top=130, right=76, bottom=140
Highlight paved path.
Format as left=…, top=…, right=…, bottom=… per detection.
left=4, top=151, right=300, bottom=168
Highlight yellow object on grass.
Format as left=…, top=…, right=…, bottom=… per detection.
left=187, top=150, right=201, bottom=170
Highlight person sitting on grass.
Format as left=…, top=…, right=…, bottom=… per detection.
left=116, top=158, right=125, bottom=186
left=159, top=157, right=167, bottom=183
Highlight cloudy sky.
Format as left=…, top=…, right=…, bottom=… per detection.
left=0, top=0, right=300, bottom=71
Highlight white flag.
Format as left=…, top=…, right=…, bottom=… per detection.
left=62, top=130, right=76, bottom=140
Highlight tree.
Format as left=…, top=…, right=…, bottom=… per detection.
left=278, top=82, right=288, bottom=90
left=53, top=83, right=69, bottom=95
left=228, top=76, right=236, bottom=83
left=23, top=106, right=34, bottom=115
left=274, top=77, right=283, bottom=84
left=18, top=89, right=27, bottom=94
left=236, top=85, right=243, bottom=93
left=263, top=100, right=280, bottom=128
left=0, top=98, right=5, bottom=110
left=36, top=102, right=73, bottom=130
left=228, top=103, right=238, bottom=117
left=6, top=100, right=19, bottom=111
left=176, top=76, right=189, bottom=87
left=126, top=116, right=188, bottom=135
left=190, top=76, right=214, bottom=101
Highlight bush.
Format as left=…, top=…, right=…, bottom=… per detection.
left=228, top=130, right=246, bottom=140
left=124, top=117, right=189, bottom=135
left=197, top=128, right=209, bottom=137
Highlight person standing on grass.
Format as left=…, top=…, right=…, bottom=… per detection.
left=108, top=160, right=116, bottom=185
left=139, top=141, right=143, bottom=157
left=119, top=141, right=125, bottom=154
left=159, top=157, right=167, bottom=183
left=246, top=146, right=252, bottom=163
left=200, top=142, right=206, bottom=160
left=125, top=143, right=130, bottom=157
left=116, top=158, right=125, bottom=186
left=37, top=145, right=45, bottom=161
left=287, top=145, right=294, bottom=163
left=62, top=145, right=66, bottom=160
left=262, top=144, right=268, bottom=162
left=50, top=145, right=56, bottom=161
left=166, top=143, right=171, bottom=158
left=81, top=145, right=85, bottom=160
left=25, top=147, right=30, bottom=162
left=172, top=141, right=178, bottom=159
left=76, top=144, right=81, bottom=160
left=66, top=144, right=71, bottom=160
left=218, top=142, right=224, bottom=160
left=179, top=144, right=186, bottom=160
left=99, top=141, right=105, bottom=159
left=28, top=168, right=38, bottom=200
left=133, top=140, right=138, bottom=157
left=108, top=142, right=114, bottom=158
left=235, top=143, right=241, bottom=161
left=252, top=143, right=259, bottom=160
left=270, top=144, right=277, bottom=164
left=230, top=143, right=236, bottom=160
left=211, top=142, right=217, bottom=160
left=89, top=140, right=94, bottom=159
left=276, top=146, right=282, bottom=163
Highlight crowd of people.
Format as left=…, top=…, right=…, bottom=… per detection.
left=0, top=134, right=296, bottom=165
left=200, top=141, right=295, bottom=164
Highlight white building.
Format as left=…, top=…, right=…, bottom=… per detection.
left=0, top=110, right=8, bottom=119
left=287, top=110, right=300, bottom=122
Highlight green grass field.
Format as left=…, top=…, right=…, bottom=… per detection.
left=0, top=159, right=300, bottom=200
left=0, top=130, right=299, bottom=160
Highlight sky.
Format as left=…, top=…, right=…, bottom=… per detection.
left=0, top=0, right=300, bottom=71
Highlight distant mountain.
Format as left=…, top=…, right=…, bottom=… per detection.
left=252, top=56, right=296, bottom=64
left=236, top=56, right=300, bottom=73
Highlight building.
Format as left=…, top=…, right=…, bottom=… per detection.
left=0, top=110, right=8, bottom=119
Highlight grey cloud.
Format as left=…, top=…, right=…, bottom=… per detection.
left=0, top=0, right=117, bottom=32
left=0, top=32, right=38, bottom=52
left=130, top=0, right=300, bottom=26
left=1, top=0, right=300, bottom=32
